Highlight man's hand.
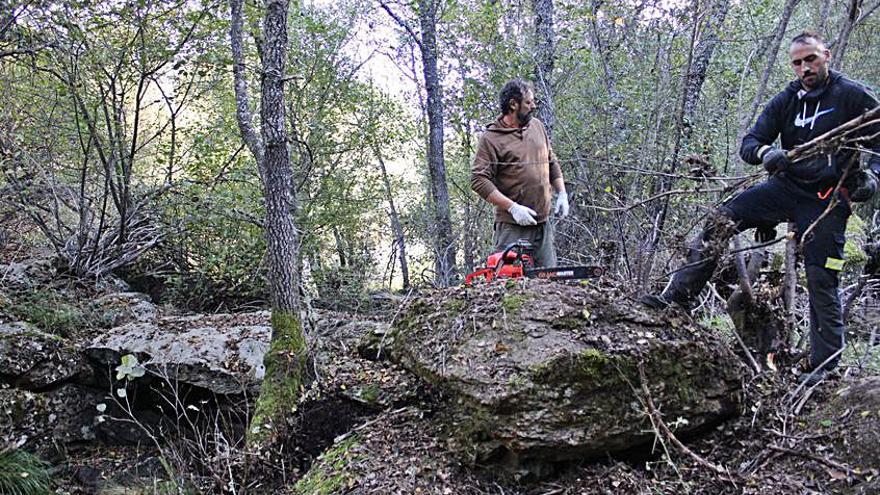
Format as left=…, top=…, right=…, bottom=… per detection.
left=508, top=203, right=538, bottom=226
left=850, top=170, right=879, bottom=202
left=762, top=148, right=791, bottom=174
left=554, top=191, right=570, bottom=218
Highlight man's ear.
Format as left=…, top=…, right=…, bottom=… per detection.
left=507, top=98, right=517, bottom=114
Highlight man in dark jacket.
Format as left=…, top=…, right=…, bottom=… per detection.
left=643, top=31, right=880, bottom=384
left=471, top=79, right=569, bottom=267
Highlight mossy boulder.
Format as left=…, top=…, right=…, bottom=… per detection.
left=291, top=408, right=486, bottom=494
left=805, top=376, right=880, bottom=476
left=392, top=280, right=744, bottom=467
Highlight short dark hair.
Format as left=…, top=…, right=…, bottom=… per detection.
left=499, top=79, right=534, bottom=115
left=791, top=30, right=825, bottom=46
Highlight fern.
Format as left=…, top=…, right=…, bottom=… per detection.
left=0, top=449, right=52, bottom=495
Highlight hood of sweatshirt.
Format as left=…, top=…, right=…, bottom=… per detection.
left=784, top=69, right=843, bottom=102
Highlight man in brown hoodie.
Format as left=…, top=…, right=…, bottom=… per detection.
left=471, top=79, right=569, bottom=267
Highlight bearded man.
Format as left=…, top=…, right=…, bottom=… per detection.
left=471, top=79, right=569, bottom=267
left=642, top=31, right=880, bottom=385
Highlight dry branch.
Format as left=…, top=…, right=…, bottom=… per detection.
left=638, top=364, right=735, bottom=478
left=788, top=106, right=880, bottom=163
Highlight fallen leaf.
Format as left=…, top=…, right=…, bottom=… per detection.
left=827, top=469, right=847, bottom=480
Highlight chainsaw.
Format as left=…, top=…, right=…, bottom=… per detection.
left=465, top=240, right=605, bottom=285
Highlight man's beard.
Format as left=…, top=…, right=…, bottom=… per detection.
left=518, top=109, right=533, bottom=125
left=801, top=69, right=827, bottom=89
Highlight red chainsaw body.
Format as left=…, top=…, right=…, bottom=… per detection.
left=464, top=248, right=533, bottom=285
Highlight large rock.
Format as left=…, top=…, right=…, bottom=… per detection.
left=0, top=321, right=89, bottom=389
left=90, top=292, right=158, bottom=327
left=806, top=376, right=880, bottom=486
left=392, top=280, right=744, bottom=468
left=310, top=313, right=422, bottom=408
left=0, top=382, right=156, bottom=453
left=292, top=407, right=487, bottom=495
left=86, top=312, right=271, bottom=395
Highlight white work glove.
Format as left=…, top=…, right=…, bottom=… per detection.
left=507, top=202, right=538, bottom=226
left=554, top=191, right=569, bottom=218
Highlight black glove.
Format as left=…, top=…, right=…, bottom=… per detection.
left=762, top=148, right=791, bottom=174
left=755, top=225, right=777, bottom=243
left=850, top=170, right=879, bottom=203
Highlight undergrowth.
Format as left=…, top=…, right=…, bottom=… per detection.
left=0, top=448, right=52, bottom=495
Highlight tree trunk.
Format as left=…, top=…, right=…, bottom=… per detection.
left=376, top=150, right=410, bottom=289
left=229, top=0, right=308, bottom=446
left=817, top=0, right=833, bottom=32
left=532, top=0, right=555, bottom=136
left=640, top=0, right=729, bottom=288
left=417, top=0, right=457, bottom=286
left=831, top=0, right=862, bottom=71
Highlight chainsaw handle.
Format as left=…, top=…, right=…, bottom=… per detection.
left=495, top=240, right=535, bottom=275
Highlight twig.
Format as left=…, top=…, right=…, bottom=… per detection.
left=788, top=106, right=880, bottom=161
left=637, top=364, right=735, bottom=478
left=584, top=186, right=729, bottom=212
left=768, top=445, right=864, bottom=480
left=730, top=317, right=762, bottom=374
left=858, top=324, right=878, bottom=371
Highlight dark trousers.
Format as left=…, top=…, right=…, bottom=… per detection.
left=663, top=176, right=848, bottom=370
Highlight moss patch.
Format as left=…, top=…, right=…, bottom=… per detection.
left=529, top=348, right=626, bottom=388
left=248, top=310, right=308, bottom=446
left=501, top=293, right=526, bottom=313
left=2, top=288, right=110, bottom=337
left=359, top=383, right=380, bottom=404
left=577, top=348, right=610, bottom=381
left=292, top=435, right=360, bottom=495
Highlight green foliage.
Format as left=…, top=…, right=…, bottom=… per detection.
left=147, top=170, right=268, bottom=311
left=844, top=213, right=868, bottom=269
left=312, top=264, right=373, bottom=311
left=0, top=449, right=52, bottom=495
left=501, top=293, right=527, bottom=312
left=115, top=354, right=146, bottom=380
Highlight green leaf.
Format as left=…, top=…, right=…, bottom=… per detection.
left=115, top=354, right=146, bottom=380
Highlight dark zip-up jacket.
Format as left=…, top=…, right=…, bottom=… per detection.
left=740, top=70, right=880, bottom=191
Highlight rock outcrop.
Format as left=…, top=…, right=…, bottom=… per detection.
left=90, top=292, right=158, bottom=327
left=86, top=312, right=271, bottom=395
left=391, top=280, right=744, bottom=468
left=0, top=322, right=89, bottom=389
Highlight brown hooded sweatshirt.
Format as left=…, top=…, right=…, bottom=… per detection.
left=470, top=117, right=561, bottom=224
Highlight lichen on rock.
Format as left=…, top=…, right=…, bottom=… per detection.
left=391, top=279, right=744, bottom=468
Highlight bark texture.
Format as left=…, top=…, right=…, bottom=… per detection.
left=831, top=0, right=863, bottom=71
left=532, top=0, right=556, bottom=136
left=229, top=0, right=308, bottom=445
left=417, top=0, right=458, bottom=286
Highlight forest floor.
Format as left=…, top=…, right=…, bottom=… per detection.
left=2, top=233, right=880, bottom=494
